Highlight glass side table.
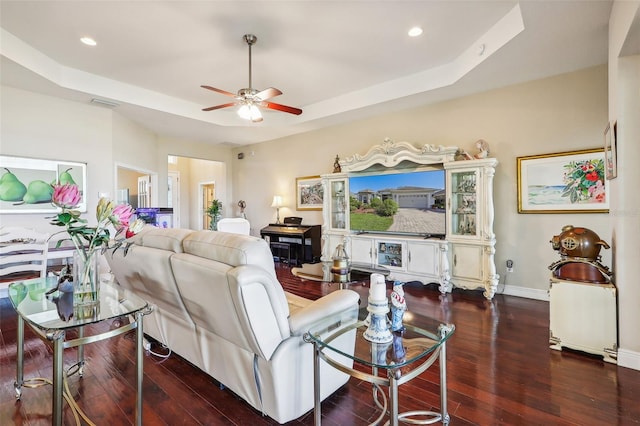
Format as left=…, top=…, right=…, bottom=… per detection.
left=305, top=308, right=455, bottom=425
left=8, top=276, right=152, bottom=426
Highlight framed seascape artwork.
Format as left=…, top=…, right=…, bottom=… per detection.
left=604, top=121, right=617, bottom=180
left=0, top=155, right=87, bottom=214
left=517, top=148, right=609, bottom=214
left=296, top=175, right=323, bottom=211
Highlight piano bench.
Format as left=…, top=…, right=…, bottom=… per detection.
left=270, top=242, right=292, bottom=265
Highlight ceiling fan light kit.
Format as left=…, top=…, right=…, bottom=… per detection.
left=238, top=104, right=263, bottom=122
left=201, top=34, right=302, bottom=122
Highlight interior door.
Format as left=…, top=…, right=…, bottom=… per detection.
left=137, top=175, right=151, bottom=208
left=202, top=183, right=215, bottom=230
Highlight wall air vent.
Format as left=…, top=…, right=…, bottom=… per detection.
left=90, top=98, right=120, bottom=108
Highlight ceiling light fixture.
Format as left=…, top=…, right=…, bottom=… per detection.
left=237, top=102, right=263, bottom=122
left=80, top=37, right=97, bottom=46
left=408, top=27, right=423, bottom=37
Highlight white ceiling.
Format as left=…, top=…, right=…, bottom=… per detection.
left=0, top=1, right=613, bottom=147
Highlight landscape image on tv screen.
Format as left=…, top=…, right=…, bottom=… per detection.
left=349, top=169, right=445, bottom=237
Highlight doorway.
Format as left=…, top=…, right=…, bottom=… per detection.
left=201, top=182, right=216, bottom=230
left=167, top=156, right=226, bottom=230
left=168, top=171, right=181, bottom=228
left=115, top=163, right=158, bottom=209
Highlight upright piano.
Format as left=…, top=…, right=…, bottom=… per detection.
left=260, top=223, right=321, bottom=265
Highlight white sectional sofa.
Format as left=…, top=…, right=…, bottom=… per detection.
left=106, top=227, right=360, bottom=423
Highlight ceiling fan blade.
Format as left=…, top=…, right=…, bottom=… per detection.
left=201, top=85, right=237, bottom=98
left=202, top=102, right=237, bottom=112
left=255, top=87, right=282, bottom=101
left=259, top=101, right=303, bottom=115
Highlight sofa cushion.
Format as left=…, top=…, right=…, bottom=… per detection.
left=183, top=230, right=276, bottom=276
left=139, top=227, right=193, bottom=252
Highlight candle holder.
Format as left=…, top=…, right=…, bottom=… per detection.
left=363, top=296, right=393, bottom=343
left=364, top=273, right=392, bottom=343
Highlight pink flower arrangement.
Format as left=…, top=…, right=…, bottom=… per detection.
left=50, top=183, right=145, bottom=260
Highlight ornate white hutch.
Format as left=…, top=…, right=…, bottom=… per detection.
left=321, top=138, right=499, bottom=299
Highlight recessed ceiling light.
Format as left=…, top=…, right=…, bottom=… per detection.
left=80, top=37, right=97, bottom=46
left=408, top=27, right=423, bottom=37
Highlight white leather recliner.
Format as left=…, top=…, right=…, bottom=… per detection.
left=216, top=217, right=251, bottom=235
left=106, top=227, right=360, bottom=424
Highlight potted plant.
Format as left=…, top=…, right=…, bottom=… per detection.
left=207, top=199, right=223, bottom=230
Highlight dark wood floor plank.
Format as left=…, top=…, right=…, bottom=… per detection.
left=1, top=264, right=639, bottom=425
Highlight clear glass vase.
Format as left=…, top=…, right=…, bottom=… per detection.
left=209, top=213, right=221, bottom=231
left=73, top=250, right=99, bottom=307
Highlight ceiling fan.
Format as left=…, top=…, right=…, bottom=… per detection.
left=201, top=34, right=303, bottom=122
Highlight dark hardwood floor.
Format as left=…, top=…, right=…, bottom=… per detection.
left=1, top=265, right=639, bottom=425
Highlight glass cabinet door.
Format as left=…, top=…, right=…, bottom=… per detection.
left=376, top=241, right=403, bottom=268
left=330, top=179, right=347, bottom=230
left=450, top=170, right=478, bottom=237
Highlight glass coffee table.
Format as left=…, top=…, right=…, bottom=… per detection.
left=291, top=261, right=390, bottom=286
left=8, top=276, right=152, bottom=426
left=305, top=307, right=455, bottom=425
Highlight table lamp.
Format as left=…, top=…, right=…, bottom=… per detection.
left=271, top=195, right=283, bottom=224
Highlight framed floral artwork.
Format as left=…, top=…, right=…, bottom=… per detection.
left=0, top=155, right=87, bottom=214
left=604, top=121, right=617, bottom=180
left=296, top=175, right=323, bottom=211
left=517, top=148, right=609, bottom=213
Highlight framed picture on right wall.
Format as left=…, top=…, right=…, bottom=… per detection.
left=604, top=120, right=617, bottom=180
left=517, top=148, right=609, bottom=213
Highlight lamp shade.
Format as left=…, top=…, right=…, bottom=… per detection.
left=271, top=195, right=283, bottom=208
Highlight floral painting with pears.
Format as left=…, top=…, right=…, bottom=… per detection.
left=0, top=156, right=87, bottom=213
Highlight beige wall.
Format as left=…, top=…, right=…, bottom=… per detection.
left=1, top=86, right=113, bottom=235
left=234, top=66, right=610, bottom=299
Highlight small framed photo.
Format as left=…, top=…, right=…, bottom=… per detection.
left=295, top=175, right=323, bottom=211
left=517, top=148, right=609, bottom=214
left=604, top=121, right=617, bottom=180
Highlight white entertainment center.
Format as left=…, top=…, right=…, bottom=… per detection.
left=321, top=138, right=499, bottom=299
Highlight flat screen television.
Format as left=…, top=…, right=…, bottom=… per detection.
left=348, top=168, right=446, bottom=238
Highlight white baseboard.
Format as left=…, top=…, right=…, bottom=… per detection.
left=617, top=348, right=640, bottom=371
left=499, top=284, right=549, bottom=301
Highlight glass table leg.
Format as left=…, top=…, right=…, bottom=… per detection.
left=440, top=339, right=450, bottom=425
left=51, top=330, right=65, bottom=426
left=135, top=311, right=144, bottom=426
left=14, top=316, right=24, bottom=399
left=389, top=373, right=399, bottom=426
left=313, top=342, right=321, bottom=425
left=77, top=325, right=85, bottom=376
